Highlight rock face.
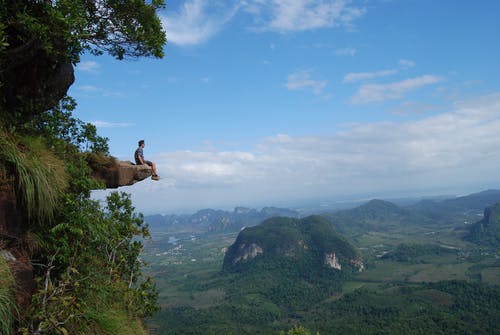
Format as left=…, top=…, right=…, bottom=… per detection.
left=1, top=48, right=75, bottom=121
left=0, top=186, right=35, bottom=313
left=90, top=160, right=153, bottom=188
left=233, top=243, right=264, bottom=264
left=324, top=252, right=342, bottom=270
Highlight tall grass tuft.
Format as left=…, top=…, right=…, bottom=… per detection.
left=0, top=256, right=16, bottom=335
left=0, top=132, right=68, bottom=223
left=83, top=309, right=149, bottom=335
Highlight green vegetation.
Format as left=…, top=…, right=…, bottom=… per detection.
left=0, top=1, right=166, bottom=333
left=278, top=326, right=320, bottom=335
left=0, top=0, right=166, bottom=124
left=382, top=243, right=456, bottom=263
left=0, top=256, right=16, bottom=335
left=146, top=198, right=500, bottom=334
left=325, top=199, right=429, bottom=236
left=223, top=215, right=360, bottom=273
left=303, top=281, right=500, bottom=335
left=0, top=133, right=67, bottom=222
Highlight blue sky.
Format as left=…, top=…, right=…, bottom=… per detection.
left=72, top=0, right=500, bottom=213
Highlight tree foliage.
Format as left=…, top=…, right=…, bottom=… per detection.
left=0, top=0, right=165, bottom=64
left=0, top=1, right=165, bottom=333
left=0, top=0, right=166, bottom=124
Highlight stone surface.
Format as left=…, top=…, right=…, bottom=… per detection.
left=0, top=187, right=27, bottom=239
left=91, top=160, right=152, bottom=189
left=0, top=186, right=34, bottom=314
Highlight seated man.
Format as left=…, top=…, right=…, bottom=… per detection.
left=134, top=139, right=160, bottom=180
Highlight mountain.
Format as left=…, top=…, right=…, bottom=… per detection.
left=145, top=206, right=300, bottom=233
left=465, top=202, right=500, bottom=247
left=145, top=190, right=500, bottom=234
left=324, top=199, right=429, bottom=235
left=223, top=215, right=363, bottom=273
left=410, top=189, right=500, bottom=220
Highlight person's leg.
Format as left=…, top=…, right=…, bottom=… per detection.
left=151, top=162, right=158, bottom=176
left=145, top=161, right=158, bottom=176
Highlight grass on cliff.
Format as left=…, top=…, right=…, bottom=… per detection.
left=82, top=310, right=149, bottom=335
left=0, top=256, right=16, bottom=335
left=0, top=132, right=67, bottom=222
left=75, top=284, right=150, bottom=335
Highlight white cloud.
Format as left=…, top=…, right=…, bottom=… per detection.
left=256, top=0, right=366, bottom=32
left=285, top=70, right=327, bottom=95
left=335, top=47, right=357, bottom=56
left=388, top=101, right=439, bottom=116
left=77, top=61, right=100, bottom=72
left=73, top=85, right=123, bottom=97
left=350, top=75, right=443, bottom=104
left=343, top=59, right=417, bottom=83
left=160, top=0, right=366, bottom=47
left=399, top=59, right=416, bottom=68
left=160, top=0, right=239, bottom=46
left=77, top=85, right=99, bottom=93
left=119, top=93, right=500, bottom=212
left=343, top=69, right=397, bottom=83
left=91, top=120, right=135, bottom=128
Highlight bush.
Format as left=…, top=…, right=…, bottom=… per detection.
left=0, top=256, right=16, bottom=335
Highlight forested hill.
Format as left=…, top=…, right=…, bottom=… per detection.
left=466, top=201, right=500, bottom=247
left=223, top=215, right=363, bottom=273
left=324, top=199, right=430, bottom=235
left=410, top=189, right=500, bottom=219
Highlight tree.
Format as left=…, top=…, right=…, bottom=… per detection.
left=0, top=0, right=166, bottom=124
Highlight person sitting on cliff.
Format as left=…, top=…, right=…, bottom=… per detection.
left=135, top=139, right=160, bottom=180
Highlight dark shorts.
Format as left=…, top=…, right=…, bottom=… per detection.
left=135, top=159, right=153, bottom=166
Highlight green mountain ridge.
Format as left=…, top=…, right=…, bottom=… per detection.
left=325, top=199, right=430, bottom=236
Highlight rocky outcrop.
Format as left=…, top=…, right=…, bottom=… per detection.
left=350, top=258, right=365, bottom=272
left=89, top=159, right=153, bottom=188
left=1, top=46, right=75, bottom=121
left=324, top=252, right=342, bottom=270
left=233, top=243, right=263, bottom=264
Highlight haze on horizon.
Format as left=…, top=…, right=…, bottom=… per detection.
left=80, top=1, right=500, bottom=214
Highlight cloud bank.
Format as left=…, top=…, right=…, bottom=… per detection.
left=115, top=93, right=500, bottom=212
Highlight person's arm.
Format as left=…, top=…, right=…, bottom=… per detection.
left=138, top=153, right=145, bottom=165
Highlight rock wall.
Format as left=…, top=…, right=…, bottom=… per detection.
left=0, top=186, right=34, bottom=313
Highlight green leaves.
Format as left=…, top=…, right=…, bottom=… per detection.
left=0, top=1, right=166, bottom=125
left=24, top=191, right=158, bottom=333
left=0, top=258, right=16, bottom=335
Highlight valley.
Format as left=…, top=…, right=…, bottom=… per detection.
left=144, top=191, right=500, bottom=334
